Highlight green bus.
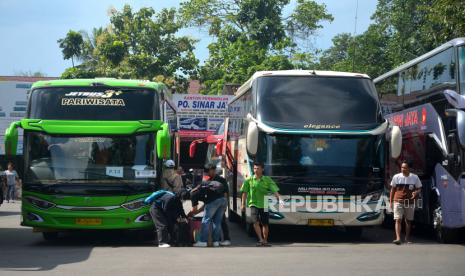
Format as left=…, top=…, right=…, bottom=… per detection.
left=4, top=79, right=175, bottom=240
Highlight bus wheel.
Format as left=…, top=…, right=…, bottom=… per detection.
left=433, top=205, right=458, bottom=243
left=42, top=232, right=59, bottom=241
left=346, top=227, right=363, bottom=240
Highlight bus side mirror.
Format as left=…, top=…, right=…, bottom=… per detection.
left=390, top=125, right=402, bottom=159
left=4, top=121, right=21, bottom=157
left=156, top=123, right=171, bottom=159
left=189, top=141, right=197, bottom=158
left=216, top=139, right=223, bottom=156
left=445, top=108, right=465, bottom=149
left=246, top=122, right=258, bottom=156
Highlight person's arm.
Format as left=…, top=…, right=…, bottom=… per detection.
left=221, top=177, right=229, bottom=198
left=412, top=176, right=422, bottom=199
left=239, top=179, right=249, bottom=211
left=188, top=190, right=201, bottom=217
left=175, top=198, right=187, bottom=218
left=389, top=187, right=395, bottom=207
left=389, top=176, right=397, bottom=208
left=174, top=175, right=183, bottom=193
left=241, top=192, right=247, bottom=212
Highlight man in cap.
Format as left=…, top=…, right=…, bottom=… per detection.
left=161, top=160, right=183, bottom=194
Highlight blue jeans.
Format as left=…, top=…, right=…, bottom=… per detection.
left=200, top=197, right=227, bottom=243
left=6, top=185, right=15, bottom=201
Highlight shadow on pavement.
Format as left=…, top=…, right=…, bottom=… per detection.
left=0, top=227, right=156, bottom=272
left=0, top=210, right=21, bottom=217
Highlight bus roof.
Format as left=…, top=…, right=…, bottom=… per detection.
left=234, top=70, right=370, bottom=100
left=31, top=78, right=166, bottom=90
left=374, top=37, right=465, bottom=83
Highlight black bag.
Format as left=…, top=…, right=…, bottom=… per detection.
left=173, top=218, right=191, bottom=247
left=202, top=180, right=225, bottom=195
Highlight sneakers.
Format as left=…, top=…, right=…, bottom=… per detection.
left=220, top=240, right=231, bottom=246
left=193, top=241, right=208, bottom=247
left=212, top=242, right=220, bottom=247
left=392, top=239, right=401, bottom=245
left=158, top=243, right=171, bottom=248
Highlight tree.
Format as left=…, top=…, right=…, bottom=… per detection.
left=58, top=5, right=199, bottom=92
left=423, top=0, right=465, bottom=47
left=15, top=70, right=47, bottom=77
left=58, top=30, right=84, bottom=67
left=180, top=0, right=333, bottom=94
left=317, top=0, right=465, bottom=78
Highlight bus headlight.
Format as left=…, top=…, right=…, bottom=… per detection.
left=25, top=196, right=56, bottom=210
left=121, top=198, right=147, bottom=211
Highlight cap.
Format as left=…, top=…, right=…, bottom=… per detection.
left=164, top=160, right=175, bottom=168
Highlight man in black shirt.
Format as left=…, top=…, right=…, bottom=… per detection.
left=188, top=163, right=228, bottom=247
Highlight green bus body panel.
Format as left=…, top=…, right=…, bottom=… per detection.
left=4, top=121, right=20, bottom=156
left=20, top=119, right=163, bottom=135
left=31, top=79, right=166, bottom=91
left=17, top=79, right=170, bottom=231
left=22, top=191, right=153, bottom=230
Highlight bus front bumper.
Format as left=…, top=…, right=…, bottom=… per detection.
left=21, top=204, right=153, bottom=231
left=247, top=201, right=385, bottom=227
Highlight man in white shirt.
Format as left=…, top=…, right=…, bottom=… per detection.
left=4, top=162, right=20, bottom=203
left=389, top=160, right=422, bottom=245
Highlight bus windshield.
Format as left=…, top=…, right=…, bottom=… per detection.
left=257, top=76, right=383, bottom=130
left=25, top=132, right=156, bottom=185
left=256, top=134, right=384, bottom=178
left=28, top=87, right=159, bottom=120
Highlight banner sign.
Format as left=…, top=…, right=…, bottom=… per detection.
left=173, top=94, right=233, bottom=139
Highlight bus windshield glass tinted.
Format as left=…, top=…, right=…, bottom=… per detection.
left=28, top=87, right=159, bottom=120
left=25, top=132, right=156, bottom=184
left=256, top=134, right=384, bottom=177
left=257, top=76, right=383, bottom=130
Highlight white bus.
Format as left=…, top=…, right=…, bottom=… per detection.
left=224, top=70, right=401, bottom=237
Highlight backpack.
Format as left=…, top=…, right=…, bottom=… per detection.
left=203, top=180, right=225, bottom=195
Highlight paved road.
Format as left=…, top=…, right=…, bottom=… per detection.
left=1, top=202, right=464, bottom=276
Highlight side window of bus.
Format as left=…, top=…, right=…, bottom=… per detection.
left=398, top=47, right=457, bottom=108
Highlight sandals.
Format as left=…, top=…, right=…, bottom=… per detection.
left=256, top=241, right=272, bottom=247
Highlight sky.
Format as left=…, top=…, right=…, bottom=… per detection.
left=0, top=0, right=378, bottom=77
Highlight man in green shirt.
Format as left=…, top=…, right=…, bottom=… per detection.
left=240, top=162, right=281, bottom=246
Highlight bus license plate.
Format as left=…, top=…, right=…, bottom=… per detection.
left=308, top=219, right=334, bottom=227
left=75, top=218, right=102, bottom=225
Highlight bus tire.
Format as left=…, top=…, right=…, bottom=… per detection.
left=42, top=232, right=59, bottom=241
left=433, top=204, right=458, bottom=243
